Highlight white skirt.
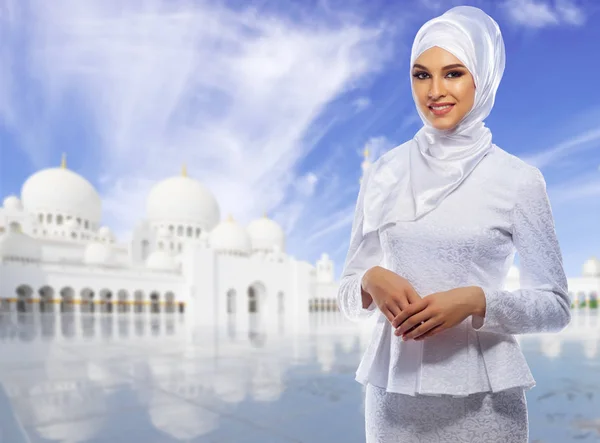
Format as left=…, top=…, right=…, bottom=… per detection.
left=364, top=383, right=528, bottom=443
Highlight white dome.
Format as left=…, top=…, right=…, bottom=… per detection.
left=0, top=230, right=42, bottom=261
left=97, top=226, right=114, bottom=242
left=84, top=242, right=114, bottom=266
left=209, top=216, right=252, bottom=255
left=507, top=264, right=520, bottom=280
left=247, top=214, right=285, bottom=253
left=21, top=166, right=102, bottom=224
left=583, top=256, right=600, bottom=277
left=3, top=195, right=22, bottom=211
left=146, top=175, right=220, bottom=228
left=146, top=250, right=178, bottom=271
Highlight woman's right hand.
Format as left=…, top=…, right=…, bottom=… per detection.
left=361, top=266, right=422, bottom=324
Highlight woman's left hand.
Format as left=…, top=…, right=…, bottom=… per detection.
left=391, top=287, right=483, bottom=341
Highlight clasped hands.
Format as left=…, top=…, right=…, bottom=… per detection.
left=363, top=266, right=485, bottom=341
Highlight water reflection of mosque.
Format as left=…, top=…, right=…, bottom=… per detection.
left=1, top=309, right=598, bottom=442
left=0, top=310, right=368, bottom=441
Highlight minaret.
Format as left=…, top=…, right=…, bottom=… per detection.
left=360, top=147, right=371, bottom=185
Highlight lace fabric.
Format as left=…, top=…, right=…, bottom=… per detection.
left=337, top=144, right=571, bottom=397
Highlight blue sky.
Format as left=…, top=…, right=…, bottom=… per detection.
left=1, top=0, right=599, bottom=280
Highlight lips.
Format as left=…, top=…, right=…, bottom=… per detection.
left=428, top=103, right=455, bottom=109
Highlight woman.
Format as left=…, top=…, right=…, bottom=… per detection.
left=337, top=6, right=571, bottom=443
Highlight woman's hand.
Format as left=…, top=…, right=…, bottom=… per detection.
left=391, top=287, right=485, bottom=340
left=362, top=266, right=422, bottom=325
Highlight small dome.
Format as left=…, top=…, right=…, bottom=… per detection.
left=507, top=264, right=520, bottom=280
left=97, top=226, right=114, bottom=242
left=3, top=195, right=22, bottom=211
left=583, top=256, right=600, bottom=277
left=246, top=214, right=285, bottom=253
left=21, top=163, right=102, bottom=224
left=146, top=174, right=220, bottom=228
left=146, top=250, right=178, bottom=271
left=210, top=215, right=252, bottom=255
left=84, top=242, right=114, bottom=266
left=0, top=229, right=42, bottom=261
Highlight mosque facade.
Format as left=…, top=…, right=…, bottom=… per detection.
left=0, top=155, right=344, bottom=330
left=0, top=151, right=598, bottom=327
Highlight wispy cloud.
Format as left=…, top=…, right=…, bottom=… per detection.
left=501, top=0, right=586, bottom=28
left=520, top=127, right=600, bottom=170
left=1, top=0, right=394, bottom=246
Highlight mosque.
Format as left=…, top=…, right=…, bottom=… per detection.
left=0, top=150, right=598, bottom=328
left=0, top=153, right=357, bottom=330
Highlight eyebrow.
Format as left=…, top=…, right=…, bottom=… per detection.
left=412, top=63, right=466, bottom=71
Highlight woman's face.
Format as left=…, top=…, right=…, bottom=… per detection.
left=411, top=46, right=475, bottom=131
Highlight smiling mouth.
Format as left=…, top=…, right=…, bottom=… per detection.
left=428, top=104, right=455, bottom=116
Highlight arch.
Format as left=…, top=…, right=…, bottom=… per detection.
left=247, top=282, right=266, bottom=314
left=141, top=240, right=150, bottom=261
left=16, top=284, right=34, bottom=313
left=227, top=289, right=236, bottom=314
left=117, top=289, right=129, bottom=313
left=165, top=291, right=176, bottom=313
left=38, top=285, right=55, bottom=313
left=80, top=287, right=95, bottom=313
left=277, top=291, right=284, bottom=314
left=134, top=290, right=145, bottom=313
left=60, top=287, right=75, bottom=313
left=177, top=225, right=183, bottom=236
left=8, top=221, right=20, bottom=232
left=100, top=289, right=114, bottom=313
left=187, top=226, right=193, bottom=237
left=150, top=291, right=160, bottom=314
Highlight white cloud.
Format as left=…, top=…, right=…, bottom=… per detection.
left=1, top=0, right=393, bottom=244
left=502, top=0, right=586, bottom=28
left=520, top=127, right=600, bottom=170
left=352, top=96, right=371, bottom=113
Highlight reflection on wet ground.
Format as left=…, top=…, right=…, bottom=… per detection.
left=0, top=309, right=598, bottom=442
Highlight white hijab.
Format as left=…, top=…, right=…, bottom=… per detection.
left=363, top=6, right=505, bottom=234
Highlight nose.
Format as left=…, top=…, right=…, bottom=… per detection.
left=428, top=76, right=446, bottom=100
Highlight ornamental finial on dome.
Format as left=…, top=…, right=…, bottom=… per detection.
left=61, top=153, right=67, bottom=169
left=227, top=214, right=234, bottom=222
left=263, top=211, right=267, bottom=218
left=181, top=163, right=187, bottom=177
left=363, top=147, right=369, bottom=159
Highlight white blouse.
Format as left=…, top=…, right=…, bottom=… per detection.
left=337, top=144, right=572, bottom=398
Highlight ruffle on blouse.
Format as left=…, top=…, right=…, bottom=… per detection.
left=354, top=313, right=536, bottom=397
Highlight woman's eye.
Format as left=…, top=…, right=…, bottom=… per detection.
left=447, top=71, right=464, bottom=78
left=412, top=72, right=429, bottom=79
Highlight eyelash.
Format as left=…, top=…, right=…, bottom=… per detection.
left=412, top=71, right=464, bottom=80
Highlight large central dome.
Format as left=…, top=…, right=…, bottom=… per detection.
left=21, top=158, right=102, bottom=224
left=146, top=171, right=220, bottom=229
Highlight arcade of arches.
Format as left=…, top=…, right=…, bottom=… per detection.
left=3, top=285, right=184, bottom=314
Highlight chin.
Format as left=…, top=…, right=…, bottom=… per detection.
left=429, top=119, right=458, bottom=131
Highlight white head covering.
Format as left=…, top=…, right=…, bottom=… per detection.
left=363, top=6, right=505, bottom=233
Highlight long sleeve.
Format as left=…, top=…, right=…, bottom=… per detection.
left=337, top=167, right=384, bottom=322
left=472, top=167, right=572, bottom=334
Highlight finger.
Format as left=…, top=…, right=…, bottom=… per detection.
left=414, top=323, right=444, bottom=341
left=394, top=307, right=432, bottom=335
left=406, top=287, right=422, bottom=304
left=386, top=301, right=402, bottom=319
left=391, top=299, right=427, bottom=329
left=404, top=317, right=442, bottom=341
left=379, top=305, right=395, bottom=324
